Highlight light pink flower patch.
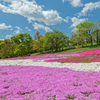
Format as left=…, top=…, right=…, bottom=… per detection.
left=44, top=53, right=81, bottom=57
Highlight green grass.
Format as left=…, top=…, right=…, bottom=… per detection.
left=1, top=42, right=100, bottom=59
left=30, top=43, right=100, bottom=56
left=20, top=43, right=100, bottom=57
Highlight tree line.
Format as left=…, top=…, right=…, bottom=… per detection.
left=0, top=20, right=100, bottom=59
left=70, top=20, right=100, bottom=47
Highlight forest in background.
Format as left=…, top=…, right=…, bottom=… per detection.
left=0, top=20, right=100, bottom=59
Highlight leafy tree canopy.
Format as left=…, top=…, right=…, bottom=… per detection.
left=76, top=21, right=94, bottom=35
left=44, top=29, right=69, bottom=51
left=76, top=21, right=94, bottom=46
left=14, top=43, right=28, bottom=56
left=11, top=33, right=33, bottom=53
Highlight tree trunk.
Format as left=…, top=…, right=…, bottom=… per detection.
left=55, top=43, right=57, bottom=52
left=91, top=40, right=93, bottom=46
left=59, top=48, right=60, bottom=51
left=97, top=31, right=99, bottom=45
left=90, top=36, right=93, bottom=46
left=51, top=48, right=53, bottom=52
left=55, top=48, right=57, bottom=52
left=62, top=48, right=63, bottom=51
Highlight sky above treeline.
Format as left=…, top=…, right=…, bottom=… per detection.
left=0, top=0, right=100, bottom=40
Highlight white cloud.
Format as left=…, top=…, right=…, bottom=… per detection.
left=70, top=17, right=88, bottom=28
left=0, top=0, right=64, bottom=25
left=62, top=0, right=83, bottom=7
left=0, top=39, right=4, bottom=40
left=78, top=1, right=100, bottom=18
left=25, top=27, right=31, bottom=31
left=6, top=34, right=12, bottom=39
left=0, top=23, right=12, bottom=30
left=63, top=16, right=70, bottom=23
left=14, top=26, right=22, bottom=34
left=10, top=29, right=13, bottom=30
left=71, top=28, right=78, bottom=34
left=32, top=23, right=52, bottom=32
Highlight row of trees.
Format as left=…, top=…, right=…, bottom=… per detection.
left=32, top=30, right=69, bottom=53
left=0, top=20, right=100, bottom=58
left=0, top=33, right=34, bottom=58
left=0, top=30, right=69, bottom=58
left=70, top=20, right=100, bottom=47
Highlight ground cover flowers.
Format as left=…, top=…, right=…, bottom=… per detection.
left=78, top=49, right=100, bottom=56
left=0, top=65, right=100, bottom=100
left=45, top=49, right=100, bottom=63
left=1, top=49, right=100, bottom=99
left=0, top=53, right=80, bottom=61
left=45, top=55, right=100, bottom=63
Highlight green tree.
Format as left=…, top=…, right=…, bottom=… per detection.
left=0, top=43, right=11, bottom=58
left=38, top=36, right=45, bottom=53
left=0, top=42, right=4, bottom=50
left=58, top=35, right=69, bottom=51
left=0, top=39, right=18, bottom=58
left=32, top=35, right=45, bottom=53
left=11, top=33, right=33, bottom=53
left=0, top=40, right=4, bottom=44
left=11, top=36, right=20, bottom=45
left=0, top=39, right=12, bottom=49
left=70, top=28, right=86, bottom=47
left=69, top=34, right=78, bottom=46
left=44, top=29, right=69, bottom=52
left=14, top=43, right=27, bottom=56
left=92, top=20, right=100, bottom=45
left=43, top=32, right=55, bottom=52
left=76, top=21, right=94, bottom=46
left=32, top=39, right=40, bottom=52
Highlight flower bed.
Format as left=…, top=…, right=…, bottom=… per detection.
left=0, top=65, right=100, bottom=100
left=1, top=49, right=100, bottom=100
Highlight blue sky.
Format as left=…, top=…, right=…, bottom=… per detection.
left=0, top=0, right=100, bottom=40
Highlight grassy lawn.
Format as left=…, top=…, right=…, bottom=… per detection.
left=30, top=43, right=100, bottom=56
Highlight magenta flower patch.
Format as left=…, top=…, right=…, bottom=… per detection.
left=0, top=65, right=100, bottom=99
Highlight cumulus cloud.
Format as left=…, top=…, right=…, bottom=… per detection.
left=70, top=17, right=88, bottom=28
left=6, top=34, right=12, bottom=39
left=0, top=0, right=64, bottom=25
left=25, top=27, right=31, bottom=31
left=62, top=0, right=83, bottom=7
left=14, top=26, right=22, bottom=34
left=78, top=1, right=100, bottom=18
left=71, top=28, right=78, bottom=34
left=0, top=23, right=12, bottom=30
left=32, top=23, right=52, bottom=32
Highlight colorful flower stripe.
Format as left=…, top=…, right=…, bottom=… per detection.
left=45, top=56, right=100, bottom=63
